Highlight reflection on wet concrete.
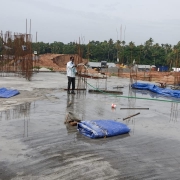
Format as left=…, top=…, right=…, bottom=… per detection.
left=65, top=93, right=87, bottom=134
left=170, top=102, right=179, bottom=122
left=1, top=85, right=180, bottom=179
left=0, top=102, right=31, bottom=120
left=66, top=94, right=75, bottom=109
left=0, top=102, right=32, bottom=138
left=129, top=87, right=180, bottom=133
left=128, top=85, right=137, bottom=109
left=23, top=117, right=29, bottom=137
left=96, top=104, right=105, bottom=116
left=65, top=94, right=77, bottom=135
left=75, top=132, right=130, bottom=145
left=0, top=102, right=31, bottom=121
left=124, top=85, right=137, bottom=134
left=131, top=88, right=180, bottom=102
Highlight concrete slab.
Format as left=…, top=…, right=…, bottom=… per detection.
left=0, top=73, right=180, bottom=179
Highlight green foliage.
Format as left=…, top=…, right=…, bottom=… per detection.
left=31, top=38, right=180, bottom=67
left=33, top=66, right=41, bottom=69
left=47, top=67, right=54, bottom=71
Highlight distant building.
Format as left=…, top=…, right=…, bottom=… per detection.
left=137, top=65, right=156, bottom=71
left=88, top=62, right=116, bottom=68
left=172, top=67, right=180, bottom=72
left=156, top=65, right=169, bottom=72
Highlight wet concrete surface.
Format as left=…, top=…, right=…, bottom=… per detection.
left=0, top=73, right=180, bottom=179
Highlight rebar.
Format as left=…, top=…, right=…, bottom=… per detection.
left=0, top=30, right=33, bottom=80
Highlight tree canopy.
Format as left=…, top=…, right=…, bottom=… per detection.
left=1, top=37, right=179, bottom=67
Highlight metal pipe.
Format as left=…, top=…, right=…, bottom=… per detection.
left=123, top=112, right=140, bottom=121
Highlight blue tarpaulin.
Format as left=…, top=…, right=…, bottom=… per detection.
left=0, top=88, right=20, bottom=98
left=77, top=120, right=130, bottom=139
left=131, top=82, right=180, bottom=98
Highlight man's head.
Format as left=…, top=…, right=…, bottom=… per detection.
left=70, top=56, right=74, bottom=62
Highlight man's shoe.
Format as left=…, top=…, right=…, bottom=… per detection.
left=71, top=91, right=76, bottom=94
left=67, top=91, right=71, bottom=94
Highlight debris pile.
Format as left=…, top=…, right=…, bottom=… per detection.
left=65, top=112, right=81, bottom=126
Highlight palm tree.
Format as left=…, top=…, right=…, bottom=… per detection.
left=145, top=38, right=153, bottom=47
left=121, top=41, right=126, bottom=64
left=148, top=37, right=153, bottom=46
left=129, top=41, right=135, bottom=63
left=138, top=45, right=143, bottom=64
left=164, top=43, right=172, bottom=54
left=152, top=43, right=160, bottom=65
left=166, top=52, right=175, bottom=70
left=122, top=41, right=126, bottom=46
left=108, top=38, right=114, bottom=61
left=115, top=40, right=121, bottom=62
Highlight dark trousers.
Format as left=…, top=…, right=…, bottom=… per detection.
left=67, top=76, right=75, bottom=91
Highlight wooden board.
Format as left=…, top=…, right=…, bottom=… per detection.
left=88, top=89, right=123, bottom=94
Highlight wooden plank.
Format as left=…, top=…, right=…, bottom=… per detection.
left=78, top=74, right=107, bottom=79
left=88, top=89, right=123, bottom=94
left=120, top=108, right=149, bottom=110
left=64, top=88, right=86, bottom=91
left=113, top=86, right=124, bottom=89
left=123, top=112, right=140, bottom=121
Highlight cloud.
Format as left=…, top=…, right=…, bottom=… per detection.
left=1, top=0, right=180, bottom=45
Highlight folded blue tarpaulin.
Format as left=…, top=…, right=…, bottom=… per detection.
left=131, top=82, right=180, bottom=98
left=0, top=88, right=20, bottom=98
left=77, top=120, right=130, bottom=139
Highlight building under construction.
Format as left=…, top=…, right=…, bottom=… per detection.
left=117, top=64, right=180, bottom=87
left=0, top=31, right=34, bottom=80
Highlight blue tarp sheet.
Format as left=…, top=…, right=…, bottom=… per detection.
left=0, top=88, right=20, bottom=98
left=131, top=82, right=180, bottom=98
left=77, top=120, right=130, bottom=139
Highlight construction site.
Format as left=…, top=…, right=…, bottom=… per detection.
left=1, top=30, right=180, bottom=180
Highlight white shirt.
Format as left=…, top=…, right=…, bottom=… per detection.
left=67, top=61, right=77, bottom=77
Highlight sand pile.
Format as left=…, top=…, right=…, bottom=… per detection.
left=35, top=53, right=88, bottom=72
left=35, top=54, right=62, bottom=71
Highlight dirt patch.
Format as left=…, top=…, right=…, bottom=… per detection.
left=33, top=53, right=179, bottom=85
left=34, top=54, right=88, bottom=72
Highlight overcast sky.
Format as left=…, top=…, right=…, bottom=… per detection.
left=1, top=0, right=180, bottom=45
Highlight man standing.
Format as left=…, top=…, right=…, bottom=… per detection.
left=66, top=56, right=77, bottom=94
